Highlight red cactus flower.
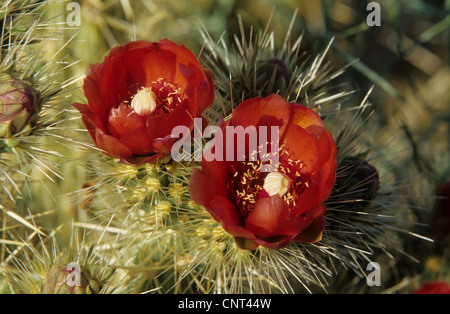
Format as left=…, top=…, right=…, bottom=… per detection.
left=413, top=282, right=450, bottom=294
left=73, top=39, right=214, bottom=165
left=189, top=95, right=337, bottom=250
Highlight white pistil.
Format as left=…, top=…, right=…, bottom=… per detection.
left=131, top=88, right=157, bottom=116
left=263, top=172, right=292, bottom=197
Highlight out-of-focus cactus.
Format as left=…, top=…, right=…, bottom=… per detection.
left=0, top=74, right=39, bottom=138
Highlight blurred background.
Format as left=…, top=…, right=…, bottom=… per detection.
left=14, top=0, right=450, bottom=293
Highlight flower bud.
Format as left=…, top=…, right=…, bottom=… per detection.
left=256, top=58, right=293, bottom=96
left=335, top=157, right=380, bottom=210
left=0, top=76, right=39, bottom=138
left=43, top=264, right=100, bottom=294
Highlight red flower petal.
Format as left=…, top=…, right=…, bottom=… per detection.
left=118, top=128, right=154, bottom=156
left=192, top=68, right=215, bottom=116
left=274, top=214, right=308, bottom=237
left=152, top=135, right=177, bottom=155
left=73, top=103, right=106, bottom=136
left=189, top=169, right=235, bottom=212
left=294, top=213, right=325, bottom=243
left=159, top=39, right=206, bottom=88
left=123, top=44, right=177, bottom=88
left=245, top=195, right=290, bottom=238
left=122, top=40, right=154, bottom=51
left=93, top=127, right=133, bottom=159
left=283, top=124, right=320, bottom=174
left=209, top=196, right=245, bottom=229
left=316, top=130, right=337, bottom=202
left=82, top=64, right=109, bottom=123
left=107, top=104, right=145, bottom=138
left=230, top=95, right=292, bottom=138
left=290, top=103, right=327, bottom=133
left=93, top=47, right=130, bottom=111
left=295, top=179, right=322, bottom=214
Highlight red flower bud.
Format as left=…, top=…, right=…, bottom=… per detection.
left=72, top=39, right=214, bottom=165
